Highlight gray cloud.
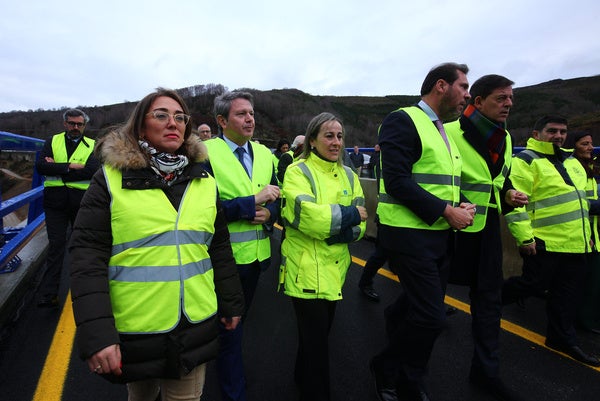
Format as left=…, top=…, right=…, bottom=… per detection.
left=0, top=0, right=598, bottom=112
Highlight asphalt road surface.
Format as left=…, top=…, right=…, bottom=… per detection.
left=1, top=232, right=600, bottom=401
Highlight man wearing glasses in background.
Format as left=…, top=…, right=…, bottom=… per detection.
left=35, top=108, right=100, bottom=308
left=197, top=123, right=213, bottom=140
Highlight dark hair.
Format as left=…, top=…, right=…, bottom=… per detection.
left=276, top=138, right=291, bottom=151
left=563, top=131, right=591, bottom=149
left=469, top=74, right=514, bottom=104
left=420, top=63, right=469, bottom=96
left=213, top=91, right=254, bottom=134
left=120, top=87, right=192, bottom=155
left=563, top=131, right=594, bottom=177
left=301, top=112, right=345, bottom=165
left=533, top=115, right=568, bottom=132
left=63, top=108, right=90, bottom=124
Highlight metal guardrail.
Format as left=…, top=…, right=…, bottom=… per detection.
left=0, top=131, right=45, bottom=272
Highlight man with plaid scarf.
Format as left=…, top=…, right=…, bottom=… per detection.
left=445, top=74, right=528, bottom=401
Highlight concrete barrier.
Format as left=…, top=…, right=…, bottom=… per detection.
left=500, top=215, right=523, bottom=278
left=0, top=229, right=48, bottom=329
left=359, top=177, right=378, bottom=239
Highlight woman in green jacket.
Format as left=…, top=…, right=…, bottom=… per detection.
left=279, top=112, right=367, bottom=401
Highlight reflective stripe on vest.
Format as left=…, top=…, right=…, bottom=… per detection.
left=526, top=190, right=589, bottom=228
left=378, top=174, right=460, bottom=205
left=205, top=138, right=272, bottom=264
left=377, top=107, right=462, bottom=230
left=586, top=176, right=600, bottom=251
left=104, top=165, right=218, bottom=334
left=506, top=141, right=590, bottom=252
left=445, top=120, right=512, bottom=232
left=515, top=150, right=589, bottom=230
left=44, top=133, right=95, bottom=190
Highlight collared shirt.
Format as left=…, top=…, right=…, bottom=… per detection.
left=65, top=134, right=84, bottom=158
left=222, top=135, right=253, bottom=178
left=419, top=99, right=450, bottom=152
left=418, top=99, right=440, bottom=122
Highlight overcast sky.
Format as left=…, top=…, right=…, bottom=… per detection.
left=1, top=0, right=599, bottom=113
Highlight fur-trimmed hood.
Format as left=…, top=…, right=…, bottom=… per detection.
left=95, top=129, right=208, bottom=170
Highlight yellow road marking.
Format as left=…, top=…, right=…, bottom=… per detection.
left=33, top=292, right=76, bottom=401
left=35, top=246, right=599, bottom=401
left=351, top=255, right=600, bottom=371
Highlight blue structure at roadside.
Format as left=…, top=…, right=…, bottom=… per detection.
left=0, top=131, right=45, bottom=273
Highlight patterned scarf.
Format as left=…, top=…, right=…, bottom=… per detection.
left=463, top=104, right=507, bottom=164
left=138, top=140, right=189, bottom=184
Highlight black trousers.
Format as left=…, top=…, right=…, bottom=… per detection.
left=377, top=244, right=451, bottom=383
left=39, top=204, right=79, bottom=296
left=452, top=209, right=503, bottom=378
left=217, top=259, right=264, bottom=401
left=578, top=252, right=600, bottom=330
left=291, top=297, right=337, bottom=401
left=359, top=240, right=387, bottom=287
left=503, top=251, right=586, bottom=346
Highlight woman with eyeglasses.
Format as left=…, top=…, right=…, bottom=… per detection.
left=69, top=88, right=244, bottom=401
left=279, top=112, right=367, bottom=401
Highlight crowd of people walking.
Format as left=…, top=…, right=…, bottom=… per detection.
left=31, top=61, right=600, bottom=401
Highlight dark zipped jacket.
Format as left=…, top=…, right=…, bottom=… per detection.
left=69, top=130, right=244, bottom=383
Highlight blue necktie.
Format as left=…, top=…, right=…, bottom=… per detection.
left=235, top=147, right=250, bottom=177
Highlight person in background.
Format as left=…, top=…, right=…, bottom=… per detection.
left=445, top=74, right=528, bottom=401
left=203, top=91, right=280, bottom=401
left=358, top=142, right=383, bottom=301
left=273, top=138, right=291, bottom=159
left=272, top=138, right=291, bottom=185
left=197, top=123, right=212, bottom=141
left=349, top=145, right=365, bottom=174
left=563, top=131, right=600, bottom=335
left=69, top=88, right=244, bottom=400
left=368, top=143, right=381, bottom=180
left=370, top=62, right=475, bottom=401
left=279, top=112, right=367, bottom=401
left=35, top=108, right=100, bottom=308
left=277, top=135, right=305, bottom=183
left=502, top=115, right=600, bottom=367
left=342, top=147, right=356, bottom=171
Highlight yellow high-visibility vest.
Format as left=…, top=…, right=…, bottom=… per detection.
left=43, top=132, right=95, bottom=190
left=377, top=107, right=462, bottom=230
left=104, top=165, right=218, bottom=333
left=445, top=120, right=512, bottom=232
left=205, top=138, right=273, bottom=264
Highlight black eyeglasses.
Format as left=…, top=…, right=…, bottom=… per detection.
left=146, top=111, right=191, bottom=125
left=66, top=121, right=85, bottom=128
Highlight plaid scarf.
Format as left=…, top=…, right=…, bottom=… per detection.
left=463, top=104, right=507, bottom=164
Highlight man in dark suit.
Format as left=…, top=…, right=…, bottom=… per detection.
left=349, top=145, right=365, bottom=173
left=204, top=91, right=280, bottom=401
left=370, top=63, right=475, bottom=401
left=445, top=75, right=528, bottom=401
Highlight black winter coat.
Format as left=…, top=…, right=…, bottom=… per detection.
left=69, top=131, right=244, bottom=383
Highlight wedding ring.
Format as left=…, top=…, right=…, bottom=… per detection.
left=94, top=365, right=102, bottom=373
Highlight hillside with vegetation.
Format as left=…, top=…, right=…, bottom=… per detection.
left=1, top=76, right=599, bottom=148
